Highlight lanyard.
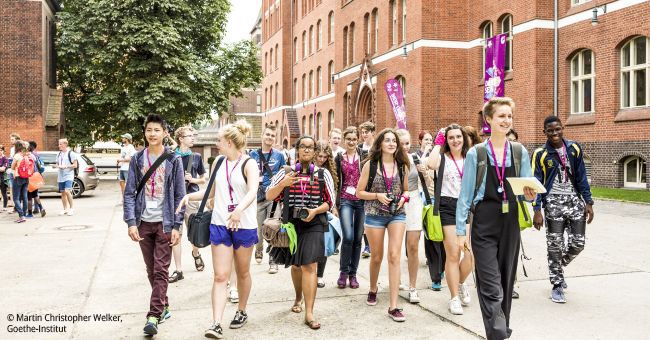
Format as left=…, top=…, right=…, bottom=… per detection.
left=449, top=153, right=464, bottom=179
left=557, top=144, right=569, bottom=182
left=225, top=156, right=242, bottom=203
left=345, top=152, right=357, bottom=164
left=488, top=139, right=509, bottom=201
left=299, top=177, right=309, bottom=205
left=381, top=161, right=396, bottom=193
left=145, top=149, right=157, bottom=197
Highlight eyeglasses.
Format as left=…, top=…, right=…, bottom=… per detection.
left=298, top=145, right=314, bottom=151
left=345, top=138, right=358, bottom=142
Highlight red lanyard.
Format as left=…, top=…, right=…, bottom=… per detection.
left=299, top=177, right=309, bottom=204
left=381, top=161, right=396, bottom=193
left=225, top=156, right=242, bottom=203
left=145, top=149, right=157, bottom=197
left=557, top=144, right=569, bottom=182
left=449, top=153, right=464, bottom=179
left=488, top=140, right=509, bottom=201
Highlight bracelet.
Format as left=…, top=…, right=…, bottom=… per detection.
left=401, top=195, right=410, bottom=203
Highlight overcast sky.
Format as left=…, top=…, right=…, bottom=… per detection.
left=223, top=0, right=263, bottom=44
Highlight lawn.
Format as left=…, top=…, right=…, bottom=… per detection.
left=591, top=187, right=650, bottom=204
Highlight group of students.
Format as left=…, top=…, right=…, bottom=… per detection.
left=124, top=96, right=594, bottom=340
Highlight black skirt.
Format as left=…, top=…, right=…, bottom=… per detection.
left=270, top=215, right=326, bottom=267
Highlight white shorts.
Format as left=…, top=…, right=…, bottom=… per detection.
left=404, top=190, right=423, bottom=232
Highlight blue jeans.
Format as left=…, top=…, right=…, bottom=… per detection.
left=339, top=199, right=365, bottom=275
left=12, top=177, right=28, bottom=217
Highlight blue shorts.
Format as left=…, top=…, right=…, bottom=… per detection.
left=209, top=224, right=259, bottom=249
left=365, top=214, right=407, bottom=228
left=58, top=180, right=73, bottom=192
left=119, top=170, right=129, bottom=181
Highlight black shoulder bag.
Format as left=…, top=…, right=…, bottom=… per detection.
left=187, top=156, right=226, bottom=248
left=256, top=149, right=274, bottom=202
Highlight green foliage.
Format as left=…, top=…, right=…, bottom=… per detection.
left=57, top=0, right=262, bottom=145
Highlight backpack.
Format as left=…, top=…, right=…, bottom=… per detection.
left=17, top=156, right=35, bottom=179
left=67, top=151, right=79, bottom=177
left=365, top=159, right=405, bottom=193
left=34, top=155, right=45, bottom=174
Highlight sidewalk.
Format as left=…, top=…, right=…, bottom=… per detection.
left=1, top=181, right=649, bottom=339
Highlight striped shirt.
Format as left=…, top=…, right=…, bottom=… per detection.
left=268, top=167, right=335, bottom=209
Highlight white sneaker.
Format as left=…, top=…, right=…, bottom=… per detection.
left=67, top=209, right=75, bottom=216
left=229, top=288, right=239, bottom=303
left=59, top=210, right=68, bottom=216
left=459, top=283, right=471, bottom=306
left=448, top=296, right=464, bottom=315
left=408, top=288, right=421, bottom=304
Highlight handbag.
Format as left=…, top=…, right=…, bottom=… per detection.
left=28, top=172, right=44, bottom=192
left=415, top=154, right=444, bottom=242
left=261, top=187, right=290, bottom=248
left=518, top=200, right=533, bottom=230
left=187, top=156, right=225, bottom=248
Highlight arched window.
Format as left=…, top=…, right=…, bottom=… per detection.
left=343, top=26, right=348, bottom=66
left=264, top=88, right=268, bottom=110
left=328, top=11, right=334, bottom=44
left=317, top=66, right=322, bottom=95
left=328, top=60, right=335, bottom=92
left=264, top=52, right=268, bottom=74
left=302, top=31, right=307, bottom=59
left=293, top=37, right=298, bottom=63
left=401, top=0, right=407, bottom=43
left=269, top=48, right=273, bottom=73
left=308, top=114, right=314, bottom=135
left=309, top=70, right=314, bottom=98
left=570, top=50, right=595, bottom=114
left=624, top=156, right=647, bottom=188
left=275, top=82, right=279, bottom=107
left=309, top=25, right=314, bottom=55
left=349, top=22, right=355, bottom=65
left=269, top=84, right=274, bottom=107
left=343, top=93, right=348, bottom=118
left=328, top=109, right=335, bottom=132
left=390, top=0, right=397, bottom=45
left=274, top=44, right=278, bottom=69
left=302, top=116, right=307, bottom=134
left=317, top=112, right=323, bottom=139
left=372, top=9, right=378, bottom=54
left=501, top=14, right=513, bottom=71
left=317, top=20, right=322, bottom=50
left=621, top=36, right=649, bottom=108
left=364, top=13, right=370, bottom=55
left=482, top=22, right=493, bottom=73
left=302, top=73, right=306, bottom=101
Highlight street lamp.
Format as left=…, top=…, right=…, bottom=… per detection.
left=591, top=4, right=607, bottom=26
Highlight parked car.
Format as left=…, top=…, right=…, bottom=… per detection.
left=37, top=151, right=100, bottom=198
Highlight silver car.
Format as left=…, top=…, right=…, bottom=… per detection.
left=37, top=151, right=100, bottom=198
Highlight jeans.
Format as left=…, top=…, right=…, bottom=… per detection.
left=339, top=199, right=365, bottom=275
left=12, top=177, right=28, bottom=217
left=138, top=221, right=172, bottom=319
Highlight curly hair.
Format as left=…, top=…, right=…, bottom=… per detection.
left=314, top=140, right=339, bottom=189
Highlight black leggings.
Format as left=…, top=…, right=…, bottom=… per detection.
left=0, top=179, right=8, bottom=208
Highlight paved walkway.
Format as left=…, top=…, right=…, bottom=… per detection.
left=1, top=181, right=649, bottom=339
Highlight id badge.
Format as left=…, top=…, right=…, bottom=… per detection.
left=146, top=200, right=158, bottom=209
left=502, top=200, right=509, bottom=214
left=345, top=186, right=356, bottom=195
left=228, top=204, right=238, bottom=213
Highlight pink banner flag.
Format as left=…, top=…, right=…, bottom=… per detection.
left=482, top=33, right=507, bottom=134
left=384, top=79, right=407, bottom=129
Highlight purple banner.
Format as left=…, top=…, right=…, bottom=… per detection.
left=384, top=79, right=407, bottom=129
left=482, top=33, right=507, bottom=134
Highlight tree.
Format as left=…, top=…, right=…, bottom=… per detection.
left=57, top=0, right=262, bottom=145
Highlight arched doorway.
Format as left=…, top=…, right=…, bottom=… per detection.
left=355, top=86, right=373, bottom=126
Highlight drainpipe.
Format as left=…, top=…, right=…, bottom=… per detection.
left=553, top=0, right=558, bottom=116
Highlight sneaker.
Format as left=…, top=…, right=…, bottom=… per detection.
left=15, top=218, right=26, bottom=223
left=59, top=210, right=67, bottom=216
left=229, top=310, right=248, bottom=329
left=229, top=288, right=239, bottom=304
left=40, top=209, right=46, bottom=217
left=337, top=272, right=347, bottom=288
left=268, top=263, right=278, bottom=274
left=143, top=316, right=159, bottom=335
left=366, top=290, right=378, bottom=306
left=512, top=290, right=520, bottom=299
left=362, top=246, right=371, bottom=258
left=431, top=281, right=442, bottom=291
left=459, top=283, right=471, bottom=306
left=550, top=285, right=566, bottom=303
left=408, top=288, right=421, bottom=304
left=204, top=323, right=224, bottom=339
left=388, top=308, right=406, bottom=322
left=255, top=249, right=263, bottom=264
left=159, top=306, right=172, bottom=324
left=349, top=275, right=360, bottom=289
left=317, top=277, right=325, bottom=288
left=448, top=296, right=464, bottom=315
left=67, top=209, right=75, bottom=216
left=399, top=283, right=409, bottom=291
left=25, top=213, right=34, bottom=218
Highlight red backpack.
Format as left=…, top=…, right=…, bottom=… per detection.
left=17, top=156, right=35, bottom=179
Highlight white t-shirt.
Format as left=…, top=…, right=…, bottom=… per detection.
left=120, top=144, right=136, bottom=171
left=210, top=156, right=258, bottom=229
left=57, top=150, right=79, bottom=183
left=440, top=154, right=463, bottom=199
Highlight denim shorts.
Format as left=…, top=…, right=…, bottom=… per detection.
left=209, top=224, right=258, bottom=249
left=365, top=214, right=407, bottom=228
left=58, top=180, right=73, bottom=192
left=119, top=170, right=129, bottom=181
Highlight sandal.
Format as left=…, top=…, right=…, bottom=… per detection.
left=304, top=319, right=321, bottom=330
left=168, top=270, right=184, bottom=283
left=192, top=252, right=205, bottom=272
left=291, top=302, right=303, bottom=313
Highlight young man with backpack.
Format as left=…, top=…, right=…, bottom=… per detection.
left=11, top=141, right=33, bottom=223
left=249, top=123, right=286, bottom=274
left=53, top=139, right=78, bottom=216
left=532, top=116, right=594, bottom=304
left=124, top=114, right=185, bottom=336
left=26, top=141, right=46, bottom=218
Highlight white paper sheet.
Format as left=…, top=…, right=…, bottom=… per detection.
left=506, top=177, right=547, bottom=195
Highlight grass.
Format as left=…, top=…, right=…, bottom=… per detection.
left=591, top=186, right=650, bottom=204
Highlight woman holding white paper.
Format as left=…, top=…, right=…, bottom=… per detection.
left=455, top=97, right=537, bottom=340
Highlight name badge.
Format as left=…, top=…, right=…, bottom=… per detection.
left=228, top=204, right=238, bottom=213
left=502, top=200, right=509, bottom=214
left=345, top=186, right=356, bottom=195
left=146, top=200, right=158, bottom=210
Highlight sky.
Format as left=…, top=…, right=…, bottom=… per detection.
left=223, top=0, right=263, bottom=44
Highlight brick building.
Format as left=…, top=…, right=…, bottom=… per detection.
left=261, top=0, right=650, bottom=189
left=0, top=0, right=63, bottom=151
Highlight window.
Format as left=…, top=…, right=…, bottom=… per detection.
left=571, top=50, right=595, bottom=114
left=308, top=114, right=314, bottom=135
left=501, top=14, right=513, bottom=71
left=621, top=36, right=649, bottom=108
left=293, top=78, right=298, bottom=103
left=328, top=11, right=334, bottom=44
left=264, top=52, right=268, bottom=74
left=317, top=67, right=322, bottom=95
left=316, top=112, right=322, bottom=139
left=256, top=94, right=261, bottom=113
left=482, top=22, right=493, bottom=73
left=401, top=0, right=406, bottom=44
left=364, top=13, right=370, bottom=55
left=302, top=31, right=307, bottom=59
left=269, top=85, right=273, bottom=107
left=302, top=74, right=306, bottom=101
left=572, top=0, right=591, bottom=5
left=397, top=76, right=406, bottom=98
left=302, top=116, right=307, bottom=134
left=328, top=109, right=335, bottom=132
left=343, top=26, right=348, bottom=66
left=293, top=37, right=298, bottom=63
left=309, top=70, right=314, bottom=98
left=264, top=88, right=268, bottom=110
left=328, top=60, right=334, bottom=92
left=275, top=44, right=279, bottom=69
left=269, top=48, right=273, bottom=73
left=390, top=0, right=397, bottom=45
left=624, top=156, right=647, bottom=188
left=275, top=82, right=279, bottom=107
left=309, top=25, right=314, bottom=55
left=317, top=20, right=322, bottom=50
left=349, top=22, right=355, bottom=65
left=372, top=9, right=378, bottom=54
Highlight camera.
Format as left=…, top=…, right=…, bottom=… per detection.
left=292, top=207, right=310, bottom=219
left=381, top=194, right=401, bottom=215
